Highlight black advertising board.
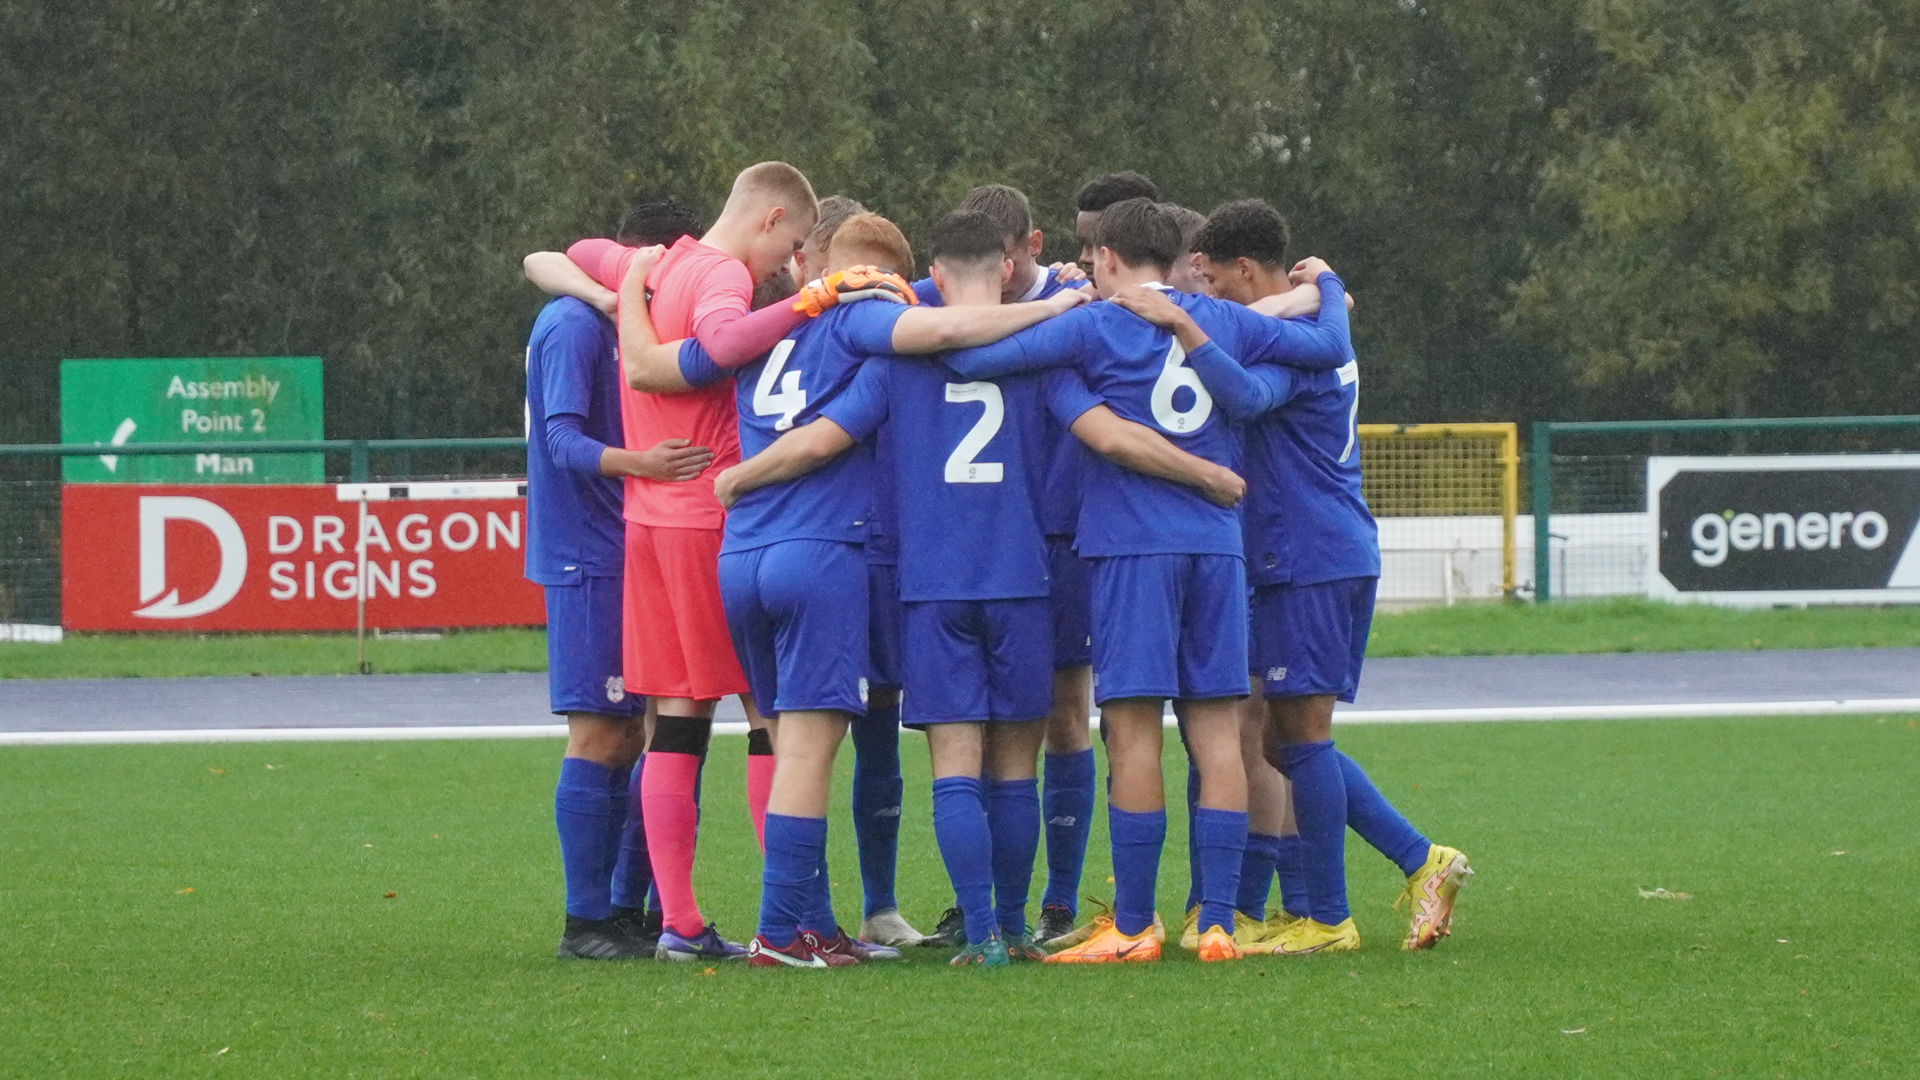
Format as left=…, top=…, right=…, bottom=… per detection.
left=1647, top=456, right=1920, bottom=605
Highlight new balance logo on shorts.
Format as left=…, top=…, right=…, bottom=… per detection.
left=1266, top=667, right=1288, bottom=682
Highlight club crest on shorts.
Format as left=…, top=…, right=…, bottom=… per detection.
left=604, top=676, right=625, bottom=703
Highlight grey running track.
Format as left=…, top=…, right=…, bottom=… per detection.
left=2, top=647, right=1918, bottom=737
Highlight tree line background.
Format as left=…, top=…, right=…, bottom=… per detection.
left=4, top=0, right=1917, bottom=445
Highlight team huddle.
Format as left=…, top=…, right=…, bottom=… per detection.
left=521, top=162, right=1471, bottom=968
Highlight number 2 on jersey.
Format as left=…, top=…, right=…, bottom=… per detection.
left=1336, top=360, right=1359, bottom=463
left=752, top=339, right=806, bottom=431
left=1149, top=340, right=1213, bottom=434
left=943, top=381, right=1005, bottom=484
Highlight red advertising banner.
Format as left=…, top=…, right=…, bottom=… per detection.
left=62, top=482, right=545, bottom=631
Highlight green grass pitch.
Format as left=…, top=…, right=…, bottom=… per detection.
left=3, top=715, right=1916, bottom=1077
left=8, top=599, right=1920, bottom=679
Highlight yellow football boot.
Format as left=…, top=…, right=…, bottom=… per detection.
left=1179, top=905, right=1200, bottom=951
left=1231, top=910, right=1281, bottom=955
left=1264, top=907, right=1306, bottom=939
left=1268, top=917, right=1361, bottom=956
left=1396, top=844, right=1473, bottom=950
left=1048, top=900, right=1167, bottom=949
left=1043, top=922, right=1161, bottom=964
left=1195, top=925, right=1244, bottom=962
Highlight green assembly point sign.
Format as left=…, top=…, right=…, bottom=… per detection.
left=60, top=357, right=324, bottom=482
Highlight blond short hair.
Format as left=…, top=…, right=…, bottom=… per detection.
left=728, top=162, right=819, bottom=226
left=828, top=213, right=916, bottom=278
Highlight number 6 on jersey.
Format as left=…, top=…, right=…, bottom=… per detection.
left=943, top=381, right=1005, bottom=484
left=1150, top=340, right=1213, bottom=434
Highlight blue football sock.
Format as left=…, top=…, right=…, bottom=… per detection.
left=758, top=813, right=826, bottom=948
left=554, top=757, right=613, bottom=920
left=804, top=844, right=837, bottom=937
left=1339, top=750, right=1431, bottom=876
left=987, top=778, right=1041, bottom=937
left=609, top=755, right=651, bottom=911
left=931, top=776, right=997, bottom=945
left=1237, top=831, right=1282, bottom=919
left=603, top=763, right=632, bottom=900
left=1183, top=759, right=1202, bottom=913
left=1281, top=740, right=1350, bottom=925
left=1040, top=749, right=1095, bottom=914
left=1275, top=834, right=1311, bottom=920
left=850, top=708, right=904, bottom=916
left=1193, top=807, right=1248, bottom=934
left=1108, top=806, right=1166, bottom=938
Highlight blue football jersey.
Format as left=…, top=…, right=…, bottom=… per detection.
left=524, top=298, right=625, bottom=584
left=941, top=285, right=1353, bottom=558
left=679, top=301, right=909, bottom=554
left=1238, top=357, right=1380, bottom=586
left=831, top=356, right=1100, bottom=601
left=910, top=267, right=1095, bottom=538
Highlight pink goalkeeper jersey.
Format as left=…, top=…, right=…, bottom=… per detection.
left=571, top=235, right=751, bottom=529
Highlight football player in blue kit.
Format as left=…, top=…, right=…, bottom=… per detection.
left=1115, top=198, right=1473, bottom=956
left=615, top=213, right=1092, bottom=968
left=897, top=185, right=1108, bottom=951
left=525, top=200, right=717, bottom=961
left=938, top=197, right=1356, bottom=963
left=713, top=210, right=1245, bottom=965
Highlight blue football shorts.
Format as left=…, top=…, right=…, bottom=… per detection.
left=544, top=574, right=640, bottom=717
left=1249, top=575, right=1377, bottom=703
left=1047, top=535, right=1093, bottom=670
left=1088, top=553, right=1249, bottom=704
left=900, top=596, right=1053, bottom=725
left=718, top=539, right=868, bottom=718
left=866, top=560, right=904, bottom=692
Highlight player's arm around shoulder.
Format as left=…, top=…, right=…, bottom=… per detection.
left=614, top=245, right=701, bottom=394
left=523, top=252, right=617, bottom=317
left=711, top=360, right=887, bottom=509
left=1042, top=365, right=1244, bottom=508
left=1107, top=285, right=1286, bottom=420
left=887, top=283, right=1090, bottom=355
left=1235, top=257, right=1353, bottom=370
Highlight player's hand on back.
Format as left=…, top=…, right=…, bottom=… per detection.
left=1201, top=464, right=1247, bottom=509
left=1107, top=284, right=1187, bottom=328
left=1044, top=287, right=1093, bottom=316
left=620, top=244, right=669, bottom=295
left=712, top=464, right=745, bottom=509
left=1049, top=261, right=1091, bottom=288
left=1289, top=256, right=1334, bottom=285
left=792, top=266, right=917, bottom=318
left=622, top=437, right=713, bottom=482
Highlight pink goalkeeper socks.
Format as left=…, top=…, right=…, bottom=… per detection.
left=746, top=752, right=775, bottom=852
left=639, top=751, right=704, bottom=937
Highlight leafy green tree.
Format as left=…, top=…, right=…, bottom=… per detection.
left=1512, top=0, right=1920, bottom=417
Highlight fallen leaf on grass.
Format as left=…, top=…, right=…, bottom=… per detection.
left=1777, top=939, right=1790, bottom=944
left=206, top=767, right=224, bottom=775
left=175, top=887, right=194, bottom=895
left=215, top=1047, right=229, bottom=1055
left=383, top=892, right=397, bottom=899
left=1562, top=1028, right=1586, bottom=1035
left=699, top=967, right=716, bottom=976
left=1637, top=887, right=1691, bottom=900
left=1832, top=851, right=1847, bottom=856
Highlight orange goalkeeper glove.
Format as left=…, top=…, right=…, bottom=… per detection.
left=792, top=266, right=918, bottom=318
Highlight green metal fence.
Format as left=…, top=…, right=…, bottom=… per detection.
left=1528, top=416, right=1920, bottom=602
left=0, top=438, right=525, bottom=626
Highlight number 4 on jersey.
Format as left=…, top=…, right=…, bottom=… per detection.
left=753, top=339, right=806, bottom=431
left=944, top=381, right=1005, bottom=483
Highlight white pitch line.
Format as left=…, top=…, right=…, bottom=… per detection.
left=4, top=697, right=1919, bottom=746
